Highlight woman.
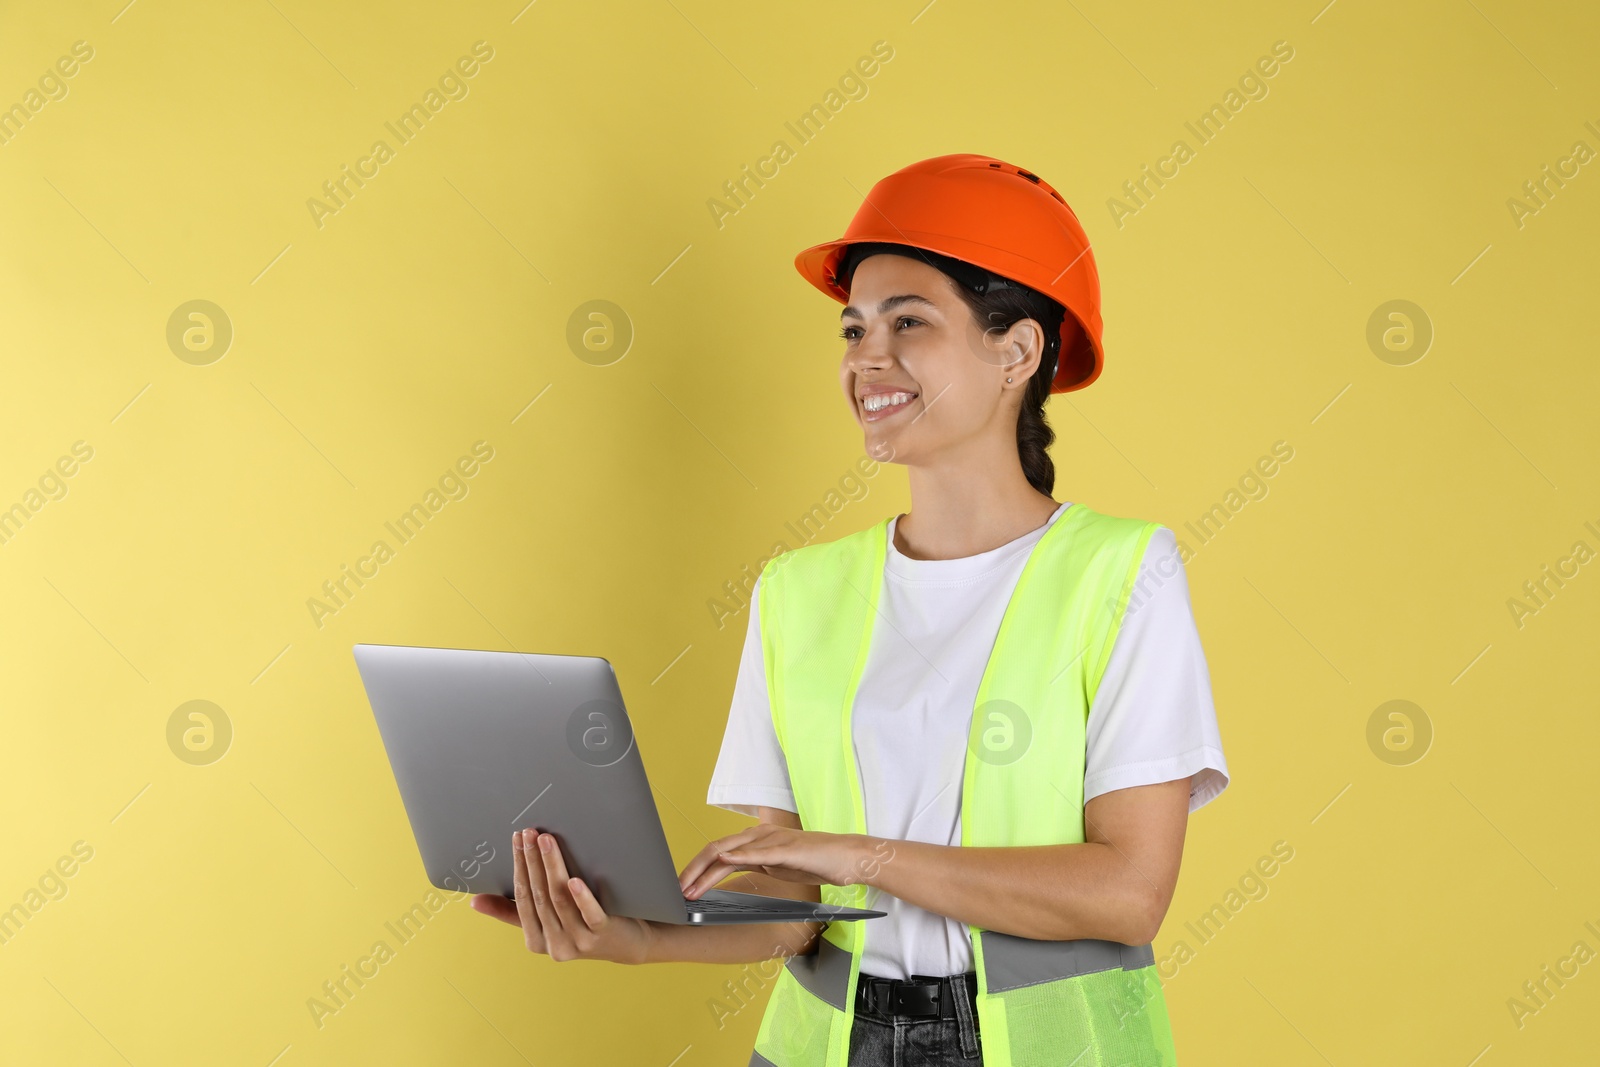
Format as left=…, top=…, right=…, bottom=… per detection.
left=473, top=154, right=1229, bottom=1067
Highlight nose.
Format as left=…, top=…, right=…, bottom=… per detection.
left=843, top=321, right=894, bottom=377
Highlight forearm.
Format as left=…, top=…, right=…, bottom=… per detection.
left=862, top=836, right=1158, bottom=944
left=643, top=874, right=824, bottom=965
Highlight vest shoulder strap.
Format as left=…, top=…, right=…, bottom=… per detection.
left=757, top=519, right=888, bottom=763
left=758, top=519, right=884, bottom=590
left=1047, top=504, right=1160, bottom=701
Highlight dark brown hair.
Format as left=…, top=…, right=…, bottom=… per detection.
left=838, top=243, right=1067, bottom=496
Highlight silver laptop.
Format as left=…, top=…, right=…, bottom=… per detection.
left=353, top=643, right=884, bottom=925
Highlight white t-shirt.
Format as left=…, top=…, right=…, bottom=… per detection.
left=706, top=501, right=1229, bottom=980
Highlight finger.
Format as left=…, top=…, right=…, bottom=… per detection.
left=539, top=833, right=589, bottom=933
left=719, top=842, right=776, bottom=865
left=693, top=838, right=788, bottom=895
left=678, top=847, right=728, bottom=895
left=716, top=842, right=787, bottom=881
left=679, top=827, right=769, bottom=893
left=510, top=830, right=547, bottom=954
left=567, top=875, right=608, bottom=929
left=526, top=830, right=574, bottom=960
left=683, top=858, right=741, bottom=899
left=470, top=893, right=521, bottom=926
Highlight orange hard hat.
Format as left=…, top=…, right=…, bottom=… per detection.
left=794, top=153, right=1104, bottom=393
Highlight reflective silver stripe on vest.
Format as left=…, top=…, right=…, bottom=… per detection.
left=981, top=930, right=1156, bottom=993
left=748, top=1052, right=780, bottom=1067
left=783, top=935, right=854, bottom=1010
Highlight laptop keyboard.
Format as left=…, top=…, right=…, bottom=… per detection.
left=686, top=896, right=805, bottom=912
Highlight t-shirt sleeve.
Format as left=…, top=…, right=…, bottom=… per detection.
left=1083, top=526, right=1230, bottom=815
left=706, top=576, right=798, bottom=817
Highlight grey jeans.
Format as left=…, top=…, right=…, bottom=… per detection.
left=846, top=972, right=982, bottom=1066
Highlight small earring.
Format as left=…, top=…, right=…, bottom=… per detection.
left=1006, top=377, right=1012, bottom=383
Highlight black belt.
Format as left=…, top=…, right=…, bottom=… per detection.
left=855, top=971, right=977, bottom=1019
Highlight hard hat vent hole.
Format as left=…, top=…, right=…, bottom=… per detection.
left=1016, top=169, right=1041, bottom=183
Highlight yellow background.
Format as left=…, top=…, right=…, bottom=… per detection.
left=2, top=0, right=1597, bottom=1063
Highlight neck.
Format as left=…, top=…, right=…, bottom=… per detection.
left=895, top=457, right=1059, bottom=560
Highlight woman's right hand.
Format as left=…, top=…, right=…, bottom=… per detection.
left=470, top=828, right=660, bottom=966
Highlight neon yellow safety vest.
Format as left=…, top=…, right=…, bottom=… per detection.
left=748, top=501, right=1178, bottom=1067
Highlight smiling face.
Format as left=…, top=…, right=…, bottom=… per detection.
left=838, top=252, right=1043, bottom=467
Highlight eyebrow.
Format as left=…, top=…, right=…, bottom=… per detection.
left=840, top=293, right=940, bottom=321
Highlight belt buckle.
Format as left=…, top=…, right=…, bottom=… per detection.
left=859, top=976, right=946, bottom=1017
left=889, top=980, right=940, bottom=1016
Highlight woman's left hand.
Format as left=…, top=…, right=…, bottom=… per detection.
left=679, top=827, right=878, bottom=899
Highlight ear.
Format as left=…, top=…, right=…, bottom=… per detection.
left=999, top=318, right=1046, bottom=380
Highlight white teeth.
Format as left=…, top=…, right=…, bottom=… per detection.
left=863, top=391, right=916, bottom=412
